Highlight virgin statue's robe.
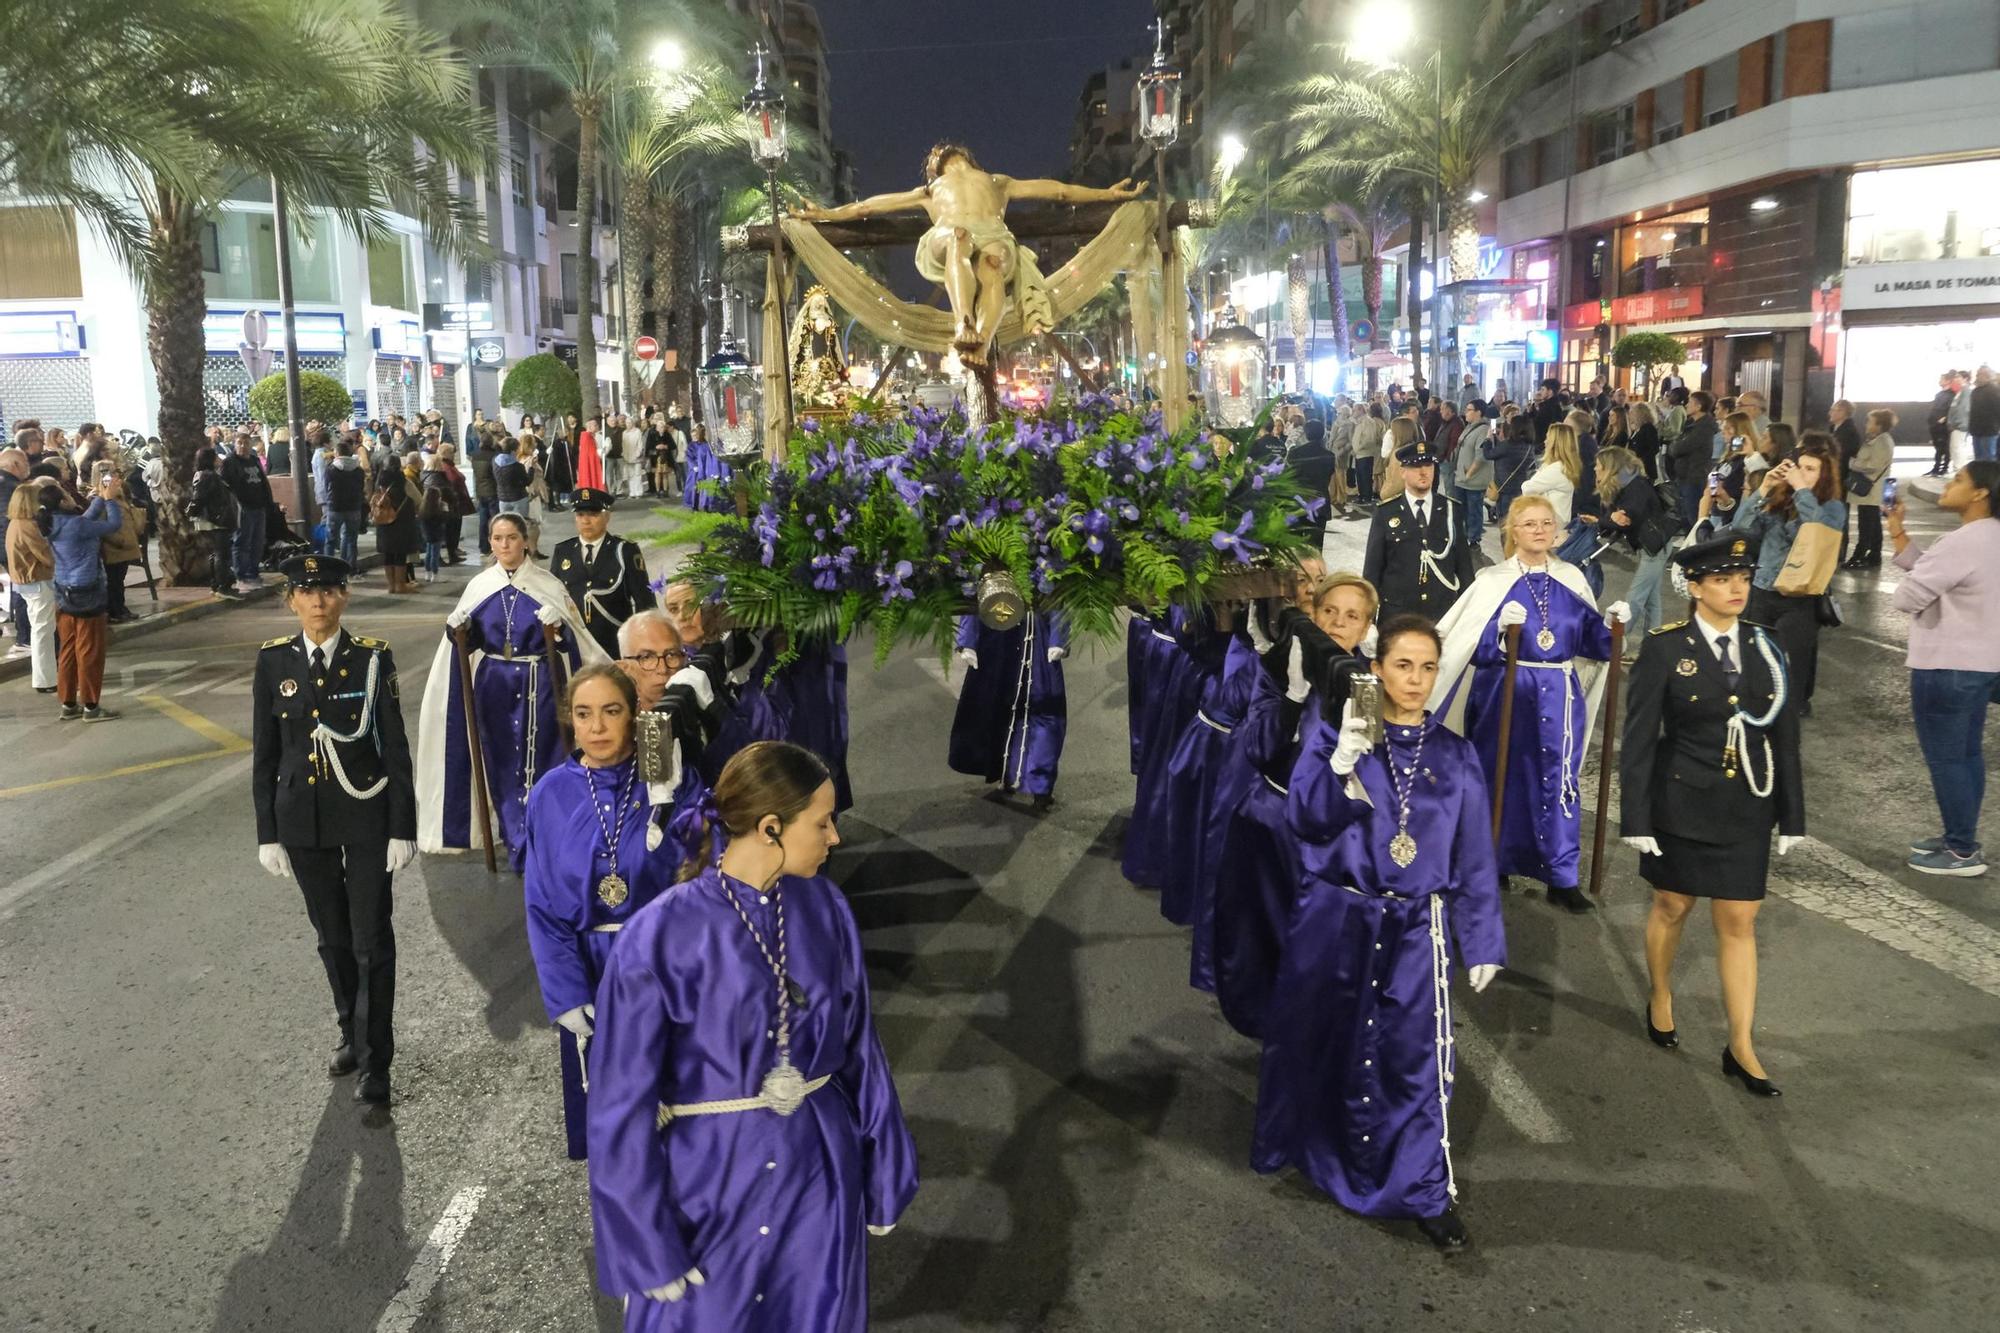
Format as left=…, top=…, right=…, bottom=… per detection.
left=588, top=870, right=919, bottom=1332
left=682, top=440, right=734, bottom=513
left=1158, top=635, right=1276, bottom=991
left=1122, top=608, right=1223, bottom=890
left=1430, top=560, right=1612, bottom=889
left=948, top=612, right=1067, bottom=799
left=523, top=754, right=688, bottom=1160
left=1253, top=712, right=1505, bottom=1219
left=416, top=562, right=606, bottom=869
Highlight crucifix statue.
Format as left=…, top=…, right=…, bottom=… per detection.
left=792, top=142, right=1145, bottom=368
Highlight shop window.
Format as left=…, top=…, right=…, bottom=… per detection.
left=1651, top=79, right=1685, bottom=143
left=1847, top=160, right=2000, bottom=264
left=0, top=206, right=82, bottom=300
left=1702, top=52, right=1738, bottom=126
left=1831, top=0, right=2000, bottom=91
left=1619, top=209, right=1709, bottom=294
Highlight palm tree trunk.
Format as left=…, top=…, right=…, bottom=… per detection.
left=1322, top=212, right=1350, bottom=363
left=1286, top=252, right=1311, bottom=396
left=574, top=105, right=601, bottom=423
left=146, top=188, right=212, bottom=585
left=1406, top=201, right=1425, bottom=362
left=617, top=170, right=652, bottom=410
left=651, top=197, right=687, bottom=409
left=1447, top=197, right=1480, bottom=283
left=1360, top=255, right=1383, bottom=340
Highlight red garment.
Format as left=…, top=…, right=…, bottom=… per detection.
left=575, top=429, right=604, bottom=489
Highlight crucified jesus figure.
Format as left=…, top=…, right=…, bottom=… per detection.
left=792, top=142, right=1145, bottom=367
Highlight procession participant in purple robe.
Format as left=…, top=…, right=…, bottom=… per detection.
left=1124, top=612, right=1154, bottom=775
left=524, top=666, right=688, bottom=1159
left=1214, top=575, right=1372, bottom=1038
left=416, top=513, right=607, bottom=869
left=1254, top=617, right=1505, bottom=1251
left=588, top=742, right=918, bottom=1331
left=1429, top=495, right=1628, bottom=914
left=1122, top=606, right=1224, bottom=889
left=950, top=610, right=1068, bottom=810
left=770, top=641, right=854, bottom=814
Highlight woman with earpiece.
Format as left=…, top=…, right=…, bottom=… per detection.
left=587, top=741, right=918, bottom=1331
left=1253, top=616, right=1506, bottom=1251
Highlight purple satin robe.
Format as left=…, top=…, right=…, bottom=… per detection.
left=524, top=756, right=685, bottom=1159
left=682, top=441, right=734, bottom=513
left=1460, top=572, right=1613, bottom=888
left=770, top=643, right=854, bottom=813
left=1124, top=614, right=1153, bottom=775
left=588, top=870, right=918, bottom=1332
left=1158, top=636, right=1274, bottom=990
left=450, top=584, right=586, bottom=870
left=1253, top=713, right=1505, bottom=1219
left=948, top=613, right=1068, bottom=798
left=1122, top=610, right=1223, bottom=889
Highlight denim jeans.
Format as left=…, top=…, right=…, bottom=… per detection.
left=476, top=498, right=500, bottom=553
left=1456, top=484, right=1487, bottom=545
left=233, top=505, right=266, bottom=581
left=1624, top=544, right=1672, bottom=637
left=424, top=540, right=443, bottom=578
left=330, top=509, right=364, bottom=566
left=1974, top=434, right=1999, bottom=463
left=1910, top=668, right=2000, bottom=854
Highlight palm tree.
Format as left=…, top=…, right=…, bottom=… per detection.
left=6, top=0, right=491, bottom=580
left=1283, top=0, right=1569, bottom=283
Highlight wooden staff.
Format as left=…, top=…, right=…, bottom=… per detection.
left=541, top=622, right=570, bottom=727
left=452, top=624, right=498, bottom=874
left=1587, top=621, right=1628, bottom=898
left=1490, top=622, right=1523, bottom=842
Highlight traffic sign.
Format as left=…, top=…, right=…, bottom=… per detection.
left=1351, top=319, right=1375, bottom=343
left=634, top=335, right=660, bottom=361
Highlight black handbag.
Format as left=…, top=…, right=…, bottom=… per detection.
left=1815, top=592, right=1844, bottom=627
left=55, top=577, right=107, bottom=616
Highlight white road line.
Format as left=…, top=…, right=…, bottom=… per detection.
left=374, top=1184, right=487, bottom=1333
left=0, top=756, right=251, bottom=922
left=1453, top=1018, right=1569, bottom=1145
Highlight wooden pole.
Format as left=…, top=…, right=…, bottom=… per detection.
left=541, top=622, right=569, bottom=716
left=1490, top=622, right=1523, bottom=842
left=735, top=199, right=1203, bottom=253
left=1587, top=620, right=1627, bottom=898
left=452, top=625, right=498, bottom=874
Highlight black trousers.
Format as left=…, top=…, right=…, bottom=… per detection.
left=1750, top=587, right=1822, bottom=705
left=1852, top=505, right=1883, bottom=563
left=209, top=529, right=234, bottom=592
left=288, top=841, right=397, bottom=1077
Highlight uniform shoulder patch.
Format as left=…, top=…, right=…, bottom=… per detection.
left=351, top=635, right=388, bottom=650
left=261, top=635, right=294, bottom=649
left=1649, top=620, right=1688, bottom=636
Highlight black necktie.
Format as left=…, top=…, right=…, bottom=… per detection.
left=1717, top=635, right=1739, bottom=689
left=310, top=646, right=327, bottom=683
left=1413, top=500, right=1427, bottom=528
left=585, top=543, right=597, bottom=566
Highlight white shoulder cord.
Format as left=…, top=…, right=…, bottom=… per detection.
left=310, top=649, right=389, bottom=800
left=1417, top=497, right=1462, bottom=591
left=1429, top=894, right=1459, bottom=1203
left=1725, top=626, right=1788, bottom=799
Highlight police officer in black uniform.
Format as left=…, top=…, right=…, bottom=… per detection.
left=1361, top=437, right=1476, bottom=624
left=550, top=486, right=656, bottom=660
left=252, top=554, right=416, bottom=1106
left=1619, top=533, right=1805, bottom=1098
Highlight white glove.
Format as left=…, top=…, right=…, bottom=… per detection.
left=1046, top=645, right=1066, bottom=664
left=257, top=843, right=292, bottom=878
left=1497, top=601, right=1528, bottom=629
left=1466, top=963, right=1500, bottom=993
left=867, top=1224, right=897, bottom=1237
left=956, top=648, right=978, bottom=670
left=535, top=602, right=564, bottom=626
left=644, top=1267, right=706, bottom=1303
left=1329, top=705, right=1374, bottom=777
left=446, top=609, right=470, bottom=631
left=387, top=838, right=417, bottom=872
left=1284, top=636, right=1309, bottom=703
left=1621, top=835, right=1662, bottom=856
left=1604, top=600, right=1632, bottom=626
left=1245, top=602, right=1274, bottom=655
left=1777, top=835, right=1802, bottom=856
left=555, top=1005, right=594, bottom=1040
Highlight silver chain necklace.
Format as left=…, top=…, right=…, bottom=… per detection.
left=583, top=758, right=638, bottom=908
left=715, top=873, right=811, bottom=1116
left=1518, top=559, right=1557, bottom=652
left=1386, top=722, right=1429, bottom=868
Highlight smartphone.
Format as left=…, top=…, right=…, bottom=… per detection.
left=1880, top=477, right=1899, bottom=510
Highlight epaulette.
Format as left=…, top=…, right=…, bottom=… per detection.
left=1648, top=620, right=1687, bottom=635
left=351, top=635, right=388, bottom=650
left=261, top=635, right=294, bottom=649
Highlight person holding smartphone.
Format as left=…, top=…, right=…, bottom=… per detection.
left=1717, top=433, right=1846, bottom=717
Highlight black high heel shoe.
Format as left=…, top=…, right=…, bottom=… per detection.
left=1722, top=1046, right=1782, bottom=1097
left=1644, top=1004, right=1678, bottom=1049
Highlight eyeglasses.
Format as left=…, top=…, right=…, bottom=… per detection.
left=627, top=649, right=688, bottom=671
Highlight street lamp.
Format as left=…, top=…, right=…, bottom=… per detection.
left=651, top=38, right=685, bottom=73
left=742, top=41, right=792, bottom=435
left=1217, top=133, right=1246, bottom=179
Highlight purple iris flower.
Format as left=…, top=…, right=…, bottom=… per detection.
left=876, top=558, right=915, bottom=604
left=1072, top=508, right=1111, bottom=556
left=1211, top=510, right=1263, bottom=559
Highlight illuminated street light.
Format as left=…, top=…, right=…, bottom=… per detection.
left=1218, top=133, right=1246, bottom=178
left=1467, top=189, right=1489, bottom=203
left=651, top=38, right=685, bottom=72
left=1350, top=0, right=1416, bottom=58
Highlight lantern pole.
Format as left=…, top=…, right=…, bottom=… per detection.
left=745, top=42, right=793, bottom=426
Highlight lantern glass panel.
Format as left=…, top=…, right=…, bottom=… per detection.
left=1200, top=328, right=1269, bottom=430
left=1139, top=69, right=1182, bottom=148
left=700, top=351, right=764, bottom=458
left=746, top=96, right=787, bottom=167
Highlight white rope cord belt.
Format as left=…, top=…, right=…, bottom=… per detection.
left=1196, top=710, right=1233, bottom=734
left=1428, top=895, right=1459, bottom=1203
left=1512, top=658, right=1581, bottom=817
left=311, top=649, right=387, bottom=799
left=587, top=923, right=623, bottom=933
left=655, top=1075, right=831, bottom=1129
left=999, top=615, right=1037, bottom=786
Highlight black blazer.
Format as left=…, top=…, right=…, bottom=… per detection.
left=253, top=629, right=416, bottom=847
left=551, top=533, right=657, bottom=659
left=1620, top=619, right=1804, bottom=844
left=1362, top=490, right=1475, bottom=622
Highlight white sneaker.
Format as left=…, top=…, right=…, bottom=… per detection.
left=4, top=643, right=30, bottom=659
left=234, top=580, right=261, bottom=594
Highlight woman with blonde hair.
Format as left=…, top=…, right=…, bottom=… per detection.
left=1523, top=422, right=1583, bottom=525
left=1564, top=406, right=1599, bottom=480
left=1430, top=494, right=1627, bottom=912
left=1627, top=401, right=1662, bottom=480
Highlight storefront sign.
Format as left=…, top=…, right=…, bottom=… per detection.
left=429, top=330, right=467, bottom=365
left=1841, top=258, right=2000, bottom=312
left=0, top=310, right=84, bottom=357
left=373, top=320, right=424, bottom=358
left=1563, top=300, right=1607, bottom=330
left=1610, top=287, right=1705, bottom=326
left=1525, top=328, right=1560, bottom=363
left=471, top=338, right=506, bottom=366
left=204, top=308, right=346, bottom=355
left=423, top=301, right=495, bottom=331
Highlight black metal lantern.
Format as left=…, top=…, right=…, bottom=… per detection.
left=1200, top=316, right=1270, bottom=429
left=699, top=329, right=763, bottom=461
left=1138, top=18, right=1182, bottom=150
left=743, top=42, right=787, bottom=169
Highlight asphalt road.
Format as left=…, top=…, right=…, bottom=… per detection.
left=2, top=489, right=1998, bottom=1333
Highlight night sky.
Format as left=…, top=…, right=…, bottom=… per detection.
left=816, top=0, right=1156, bottom=199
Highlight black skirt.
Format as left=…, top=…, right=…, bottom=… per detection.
left=1640, top=829, right=1771, bottom=901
